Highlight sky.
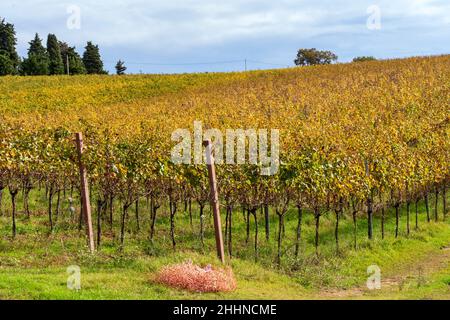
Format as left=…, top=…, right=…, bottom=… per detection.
left=1, top=0, right=449, bottom=74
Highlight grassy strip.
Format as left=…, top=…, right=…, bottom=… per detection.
left=0, top=191, right=448, bottom=299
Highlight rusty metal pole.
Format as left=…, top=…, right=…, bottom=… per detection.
left=203, top=140, right=225, bottom=264
left=75, top=133, right=95, bottom=253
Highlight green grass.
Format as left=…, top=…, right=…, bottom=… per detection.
left=0, top=189, right=449, bottom=299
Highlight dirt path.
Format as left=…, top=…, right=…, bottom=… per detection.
left=316, top=245, right=450, bottom=299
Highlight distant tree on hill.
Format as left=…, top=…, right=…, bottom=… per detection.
left=47, top=34, right=64, bottom=75
left=60, top=42, right=86, bottom=75
left=20, top=33, right=50, bottom=75
left=82, top=41, right=107, bottom=74
left=0, top=18, right=20, bottom=75
left=115, top=60, right=127, bottom=75
left=352, top=56, right=377, bottom=63
left=294, top=48, right=338, bottom=66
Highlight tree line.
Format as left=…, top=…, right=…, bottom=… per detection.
left=0, top=17, right=127, bottom=76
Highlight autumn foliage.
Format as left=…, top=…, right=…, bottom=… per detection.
left=0, top=55, right=448, bottom=261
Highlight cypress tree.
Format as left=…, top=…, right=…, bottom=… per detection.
left=0, top=53, right=14, bottom=75
left=82, top=41, right=106, bottom=74
left=115, top=60, right=126, bottom=75
left=0, top=18, right=20, bottom=75
left=20, top=33, right=49, bottom=75
left=47, top=34, right=64, bottom=75
left=60, top=42, right=86, bottom=75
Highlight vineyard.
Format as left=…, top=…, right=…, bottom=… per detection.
left=0, top=55, right=449, bottom=299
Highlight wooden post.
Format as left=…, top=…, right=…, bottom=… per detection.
left=66, top=54, right=70, bottom=75
left=365, top=159, right=373, bottom=240
left=75, top=133, right=95, bottom=253
left=203, top=140, right=225, bottom=264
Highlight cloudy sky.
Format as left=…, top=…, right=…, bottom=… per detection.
left=1, top=0, right=449, bottom=73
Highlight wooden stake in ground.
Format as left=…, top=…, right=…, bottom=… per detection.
left=75, top=133, right=95, bottom=253
left=203, top=140, right=225, bottom=264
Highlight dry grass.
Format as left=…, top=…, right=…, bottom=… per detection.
left=155, top=260, right=237, bottom=293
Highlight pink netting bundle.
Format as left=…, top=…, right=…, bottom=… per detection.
left=155, top=261, right=237, bottom=293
